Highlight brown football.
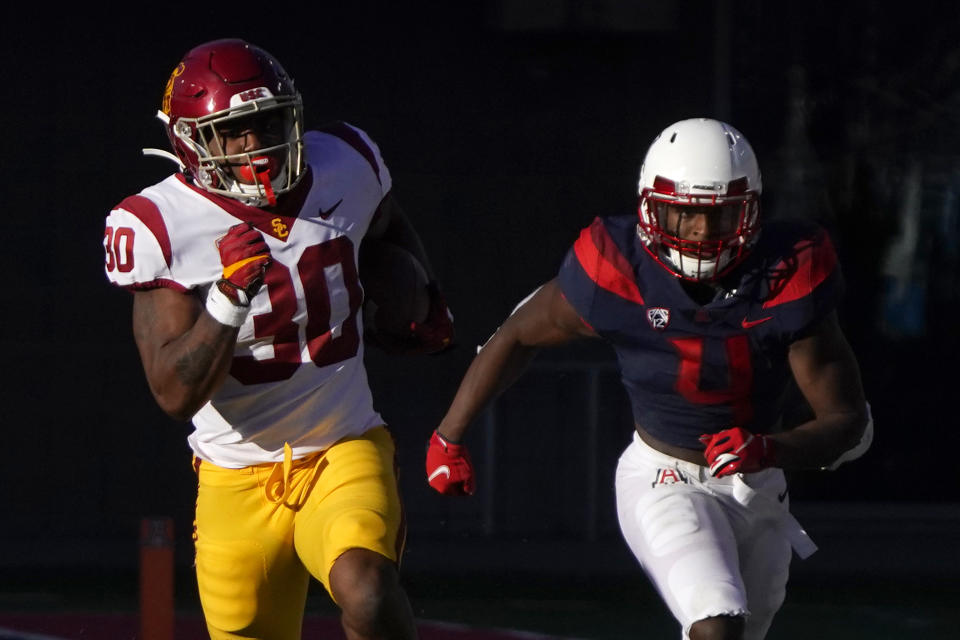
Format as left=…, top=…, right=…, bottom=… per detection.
left=359, top=240, right=430, bottom=336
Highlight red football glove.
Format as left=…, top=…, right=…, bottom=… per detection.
left=426, top=430, right=475, bottom=496
left=699, top=427, right=776, bottom=478
left=215, top=223, right=272, bottom=305
left=410, top=282, right=455, bottom=354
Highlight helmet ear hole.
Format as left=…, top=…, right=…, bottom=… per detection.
left=183, top=83, right=205, bottom=99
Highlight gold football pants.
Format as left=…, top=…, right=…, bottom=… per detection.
left=193, top=426, right=405, bottom=640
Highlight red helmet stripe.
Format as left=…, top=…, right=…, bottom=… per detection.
left=652, top=175, right=677, bottom=194
left=573, top=218, right=644, bottom=304
left=763, top=229, right=838, bottom=309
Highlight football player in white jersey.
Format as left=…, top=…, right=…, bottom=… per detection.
left=103, top=39, right=453, bottom=640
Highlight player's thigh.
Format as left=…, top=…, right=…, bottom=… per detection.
left=616, top=457, right=748, bottom=632
left=294, top=426, right=405, bottom=599
left=195, top=460, right=310, bottom=639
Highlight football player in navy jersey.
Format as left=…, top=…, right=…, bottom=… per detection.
left=425, top=118, right=872, bottom=639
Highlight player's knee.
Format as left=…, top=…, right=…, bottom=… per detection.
left=689, top=615, right=745, bottom=640
left=330, top=549, right=401, bottom=629
left=745, top=586, right=786, bottom=639
left=195, top=538, right=265, bottom=632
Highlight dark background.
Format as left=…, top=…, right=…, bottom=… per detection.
left=2, top=0, right=958, bottom=628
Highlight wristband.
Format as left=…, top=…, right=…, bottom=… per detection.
left=205, top=282, right=251, bottom=327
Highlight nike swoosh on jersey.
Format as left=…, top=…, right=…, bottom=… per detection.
left=428, top=465, right=451, bottom=482
left=318, top=198, right=343, bottom=219
left=741, top=315, right=773, bottom=329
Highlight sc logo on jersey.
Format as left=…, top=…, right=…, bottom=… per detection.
left=271, top=217, right=289, bottom=238
left=647, top=307, right=670, bottom=330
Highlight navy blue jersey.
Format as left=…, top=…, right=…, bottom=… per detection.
left=557, top=215, right=842, bottom=449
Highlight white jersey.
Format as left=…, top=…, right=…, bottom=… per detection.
left=104, top=123, right=392, bottom=468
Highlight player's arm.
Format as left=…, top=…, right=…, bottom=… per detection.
left=700, top=311, right=869, bottom=476
left=363, top=192, right=454, bottom=353
left=771, top=311, right=869, bottom=469
left=132, top=288, right=241, bottom=420
left=133, top=222, right=271, bottom=421
left=427, top=279, right=596, bottom=495
left=438, top=279, right=595, bottom=442
left=364, top=192, right=435, bottom=277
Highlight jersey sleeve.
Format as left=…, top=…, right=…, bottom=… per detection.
left=762, top=225, right=844, bottom=339
left=345, top=123, right=393, bottom=198
left=556, top=217, right=645, bottom=333
left=314, top=121, right=393, bottom=199
left=103, top=195, right=188, bottom=292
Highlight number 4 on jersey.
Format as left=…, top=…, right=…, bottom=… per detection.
left=669, top=335, right=754, bottom=425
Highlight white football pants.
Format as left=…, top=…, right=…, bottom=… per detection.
left=615, top=432, right=816, bottom=640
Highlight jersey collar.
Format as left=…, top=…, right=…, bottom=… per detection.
left=176, top=167, right=314, bottom=242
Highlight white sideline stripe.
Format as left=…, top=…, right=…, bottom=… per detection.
left=422, top=618, right=591, bottom=639
left=0, top=628, right=71, bottom=640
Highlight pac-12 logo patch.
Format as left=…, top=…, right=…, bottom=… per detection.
left=647, top=307, right=670, bottom=330
left=652, top=468, right=688, bottom=488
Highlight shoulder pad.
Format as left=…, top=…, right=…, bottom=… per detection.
left=311, top=122, right=391, bottom=192
left=104, top=195, right=182, bottom=291
left=761, top=222, right=839, bottom=309
left=570, top=216, right=644, bottom=304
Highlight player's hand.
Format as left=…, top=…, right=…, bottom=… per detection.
left=426, top=429, right=475, bottom=496
left=216, top=223, right=271, bottom=306
left=410, top=282, right=455, bottom=354
left=699, top=427, right=776, bottom=477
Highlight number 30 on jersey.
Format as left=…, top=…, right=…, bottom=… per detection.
left=105, top=226, right=362, bottom=386
left=104, top=226, right=135, bottom=273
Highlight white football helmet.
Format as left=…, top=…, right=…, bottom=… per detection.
left=637, top=118, right=762, bottom=281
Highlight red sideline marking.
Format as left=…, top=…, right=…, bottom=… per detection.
left=0, top=615, right=582, bottom=640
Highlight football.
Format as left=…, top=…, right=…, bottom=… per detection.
left=359, top=240, right=430, bottom=337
